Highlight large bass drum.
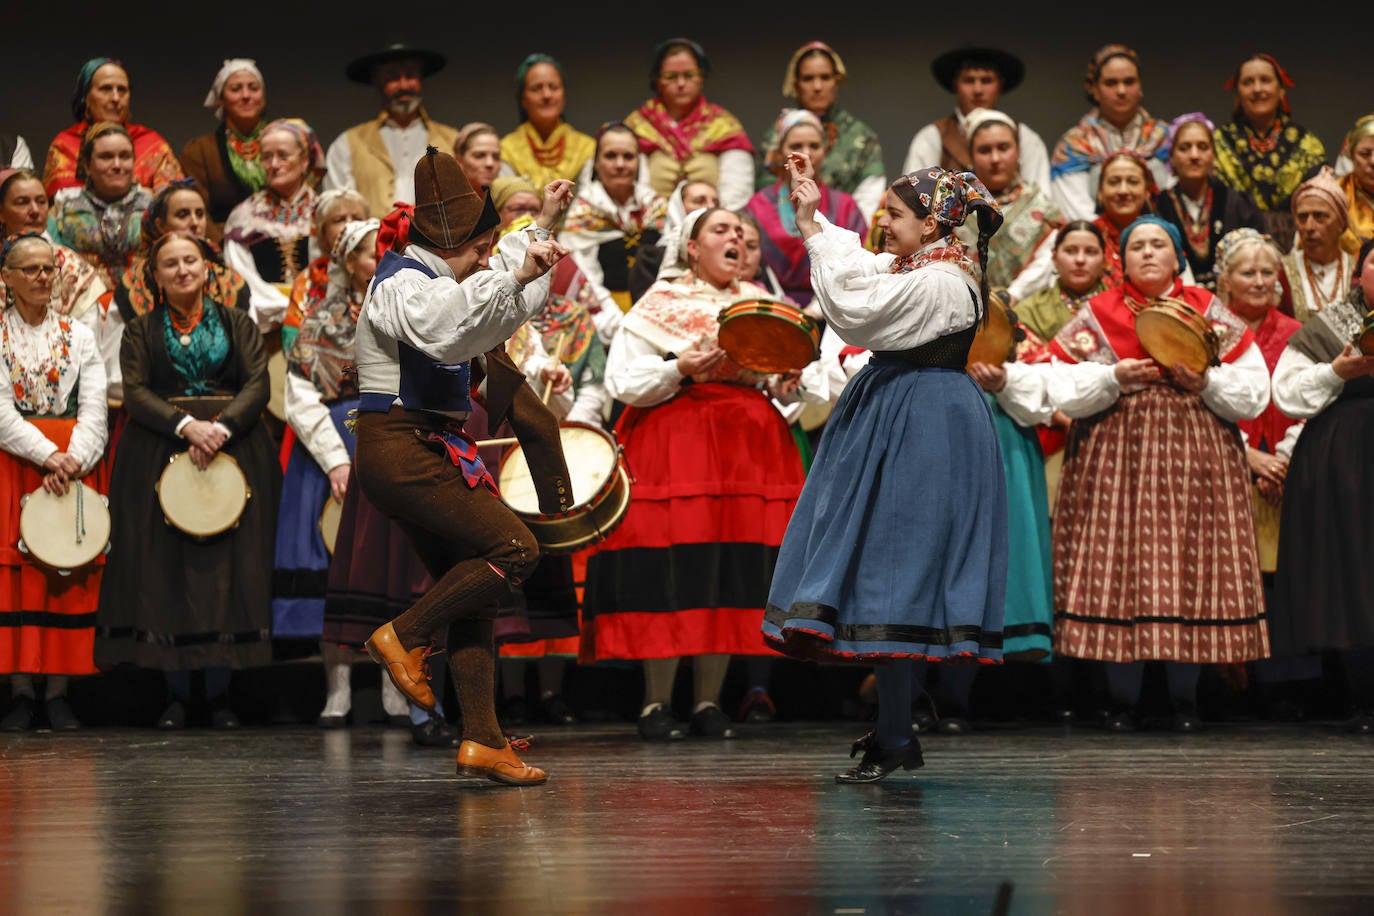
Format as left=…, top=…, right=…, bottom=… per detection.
left=497, top=422, right=631, bottom=555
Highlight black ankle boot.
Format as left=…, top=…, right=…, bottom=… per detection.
left=835, top=731, right=925, bottom=784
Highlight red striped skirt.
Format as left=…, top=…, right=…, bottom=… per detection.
left=581, top=382, right=804, bottom=660
left=0, top=419, right=111, bottom=675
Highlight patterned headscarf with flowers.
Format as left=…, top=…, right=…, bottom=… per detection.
left=893, top=168, right=1004, bottom=315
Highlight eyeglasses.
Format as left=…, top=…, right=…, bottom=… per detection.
left=659, top=70, right=701, bottom=83
left=9, top=264, right=57, bottom=279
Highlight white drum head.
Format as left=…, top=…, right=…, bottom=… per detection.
left=319, top=496, right=342, bottom=554
left=18, top=482, right=110, bottom=572
left=499, top=424, right=618, bottom=514
left=157, top=452, right=250, bottom=538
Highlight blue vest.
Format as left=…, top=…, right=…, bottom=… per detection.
left=358, top=250, right=473, bottom=416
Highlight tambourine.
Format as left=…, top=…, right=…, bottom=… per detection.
left=1358, top=311, right=1374, bottom=356
left=156, top=451, right=252, bottom=540
left=17, top=482, right=111, bottom=575
left=319, top=496, right=342, bottom=555
left=717, top=298, right=820, bottom=374
left=1134, top=296, right=1220, bottom=374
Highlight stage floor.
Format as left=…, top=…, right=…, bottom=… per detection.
left=3, top=721, right=1373, bottom=914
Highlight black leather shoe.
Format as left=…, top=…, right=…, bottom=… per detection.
left=835, top=731, right=925, bottom=783
left=637, top=705, right=686, bottom=741
left=44, top=696, right=81, bottom=732
left=317, top=714, right=348, bottom=729
left=542, top=694, right=577, bottom=726
left=1103, top=711, right=1137, bottom=732
left=936, top=717, right=971, bottom=735
left=1171, top=712, right=1204, bottom=733
left=1, top=695, right=36, bottom=732
left=690, top=704, right=736, bottom=739
left=211, top=701, right=241, bottom=730
left=157, top=701, right=186, bottom=730
left=412, top=715, right=461, bottom=748
left=386, top=714, right=412, bottom=728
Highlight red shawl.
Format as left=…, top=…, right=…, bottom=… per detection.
left=625, top=96, right=754, bottom=164
left=1050, top=278, right=1255, bottom=366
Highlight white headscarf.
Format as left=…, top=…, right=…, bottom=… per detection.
left=962, top=107, right=1018, bottom=142
left=203, top=59, right=263, bottom=119
left=656, top=207, right=708, bottom=282
left=326, top=217, right=381, bottom=290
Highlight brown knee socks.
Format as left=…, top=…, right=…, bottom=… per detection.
left=448, top=617, right=505, bottom=748
left=392, top=558, right=507, bottom=650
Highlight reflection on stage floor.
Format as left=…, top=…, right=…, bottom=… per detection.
left=3, top=722, right=1373, bottom=913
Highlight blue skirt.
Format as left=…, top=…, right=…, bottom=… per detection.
left=987, top=395, right=1053, bottom=661
left=762, top=362, right=1007, bottom=661
left=271, top=399, right=358, bottom=638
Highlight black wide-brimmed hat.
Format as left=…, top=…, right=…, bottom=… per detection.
left=345, top=43, right=446, bottom=85
left=930, top=46, right=1025, bottom=94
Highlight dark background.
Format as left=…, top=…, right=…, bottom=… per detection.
left=3, top=3, right=1367, bottom=184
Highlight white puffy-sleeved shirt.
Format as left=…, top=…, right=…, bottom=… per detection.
left=803, top=214, right=982, bottom=353
left=0, top=310, right=108, bottom=471
left=354, top=230, right=553, bottom=421
left=1271, top=347, right=1346, bottom=419
left=1046, top=338, right=1271, bottom=423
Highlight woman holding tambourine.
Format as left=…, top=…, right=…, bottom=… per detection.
left=94, top=230, right=280, bottom=730
left=1044, top=215, right=1271, bottom=732
left=581, top=206, right=805, bottom=742
left=0, top=233, right=109, bottom=733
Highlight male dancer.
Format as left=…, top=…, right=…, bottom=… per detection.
left=356, top=146, right=573, bottom=784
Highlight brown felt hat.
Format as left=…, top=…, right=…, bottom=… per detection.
left=409, top=146, right=500, bottom=251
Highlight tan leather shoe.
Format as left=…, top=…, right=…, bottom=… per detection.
left=456, top=739, right=549, bottom=786
left=364, top=622, right=436, bottom=711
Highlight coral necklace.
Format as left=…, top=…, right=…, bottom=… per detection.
left=169, top=302, right=204, bottom=347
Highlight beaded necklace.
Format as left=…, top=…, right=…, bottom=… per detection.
left=1059, top=283, right=1102, bottom=313
left=1245, top=120, right=1281, bottom=156
left=526, top=126, right=567, bottom=169
left=1302, top=253, right=1342, bottom=314
left=1166, top=186, right=1214, bottom=258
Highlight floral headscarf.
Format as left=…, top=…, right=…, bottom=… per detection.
left=903, top=167, right=1003, bottom=233
left=1213, top=227, right=1280, bottom=277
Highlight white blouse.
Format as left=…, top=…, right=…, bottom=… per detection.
left=1044, top=343, right=1271, bottom=422
left=0, top=311, right=107, bottom=471
left=1271, top=346, right=1345, bottom=419
left=804, top=215, right=982, bottom=352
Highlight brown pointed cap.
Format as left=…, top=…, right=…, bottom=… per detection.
left=409, top=146, right=500, bottom=252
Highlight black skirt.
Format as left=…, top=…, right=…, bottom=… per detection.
left=94, top=418, right=281, bottom=670
left=1270, top=386, right=1374, bottom=654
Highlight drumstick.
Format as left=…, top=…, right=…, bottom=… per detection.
left=541, top=331, right=570, bottom=405
left=473, top=436, right=520, bottom=448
